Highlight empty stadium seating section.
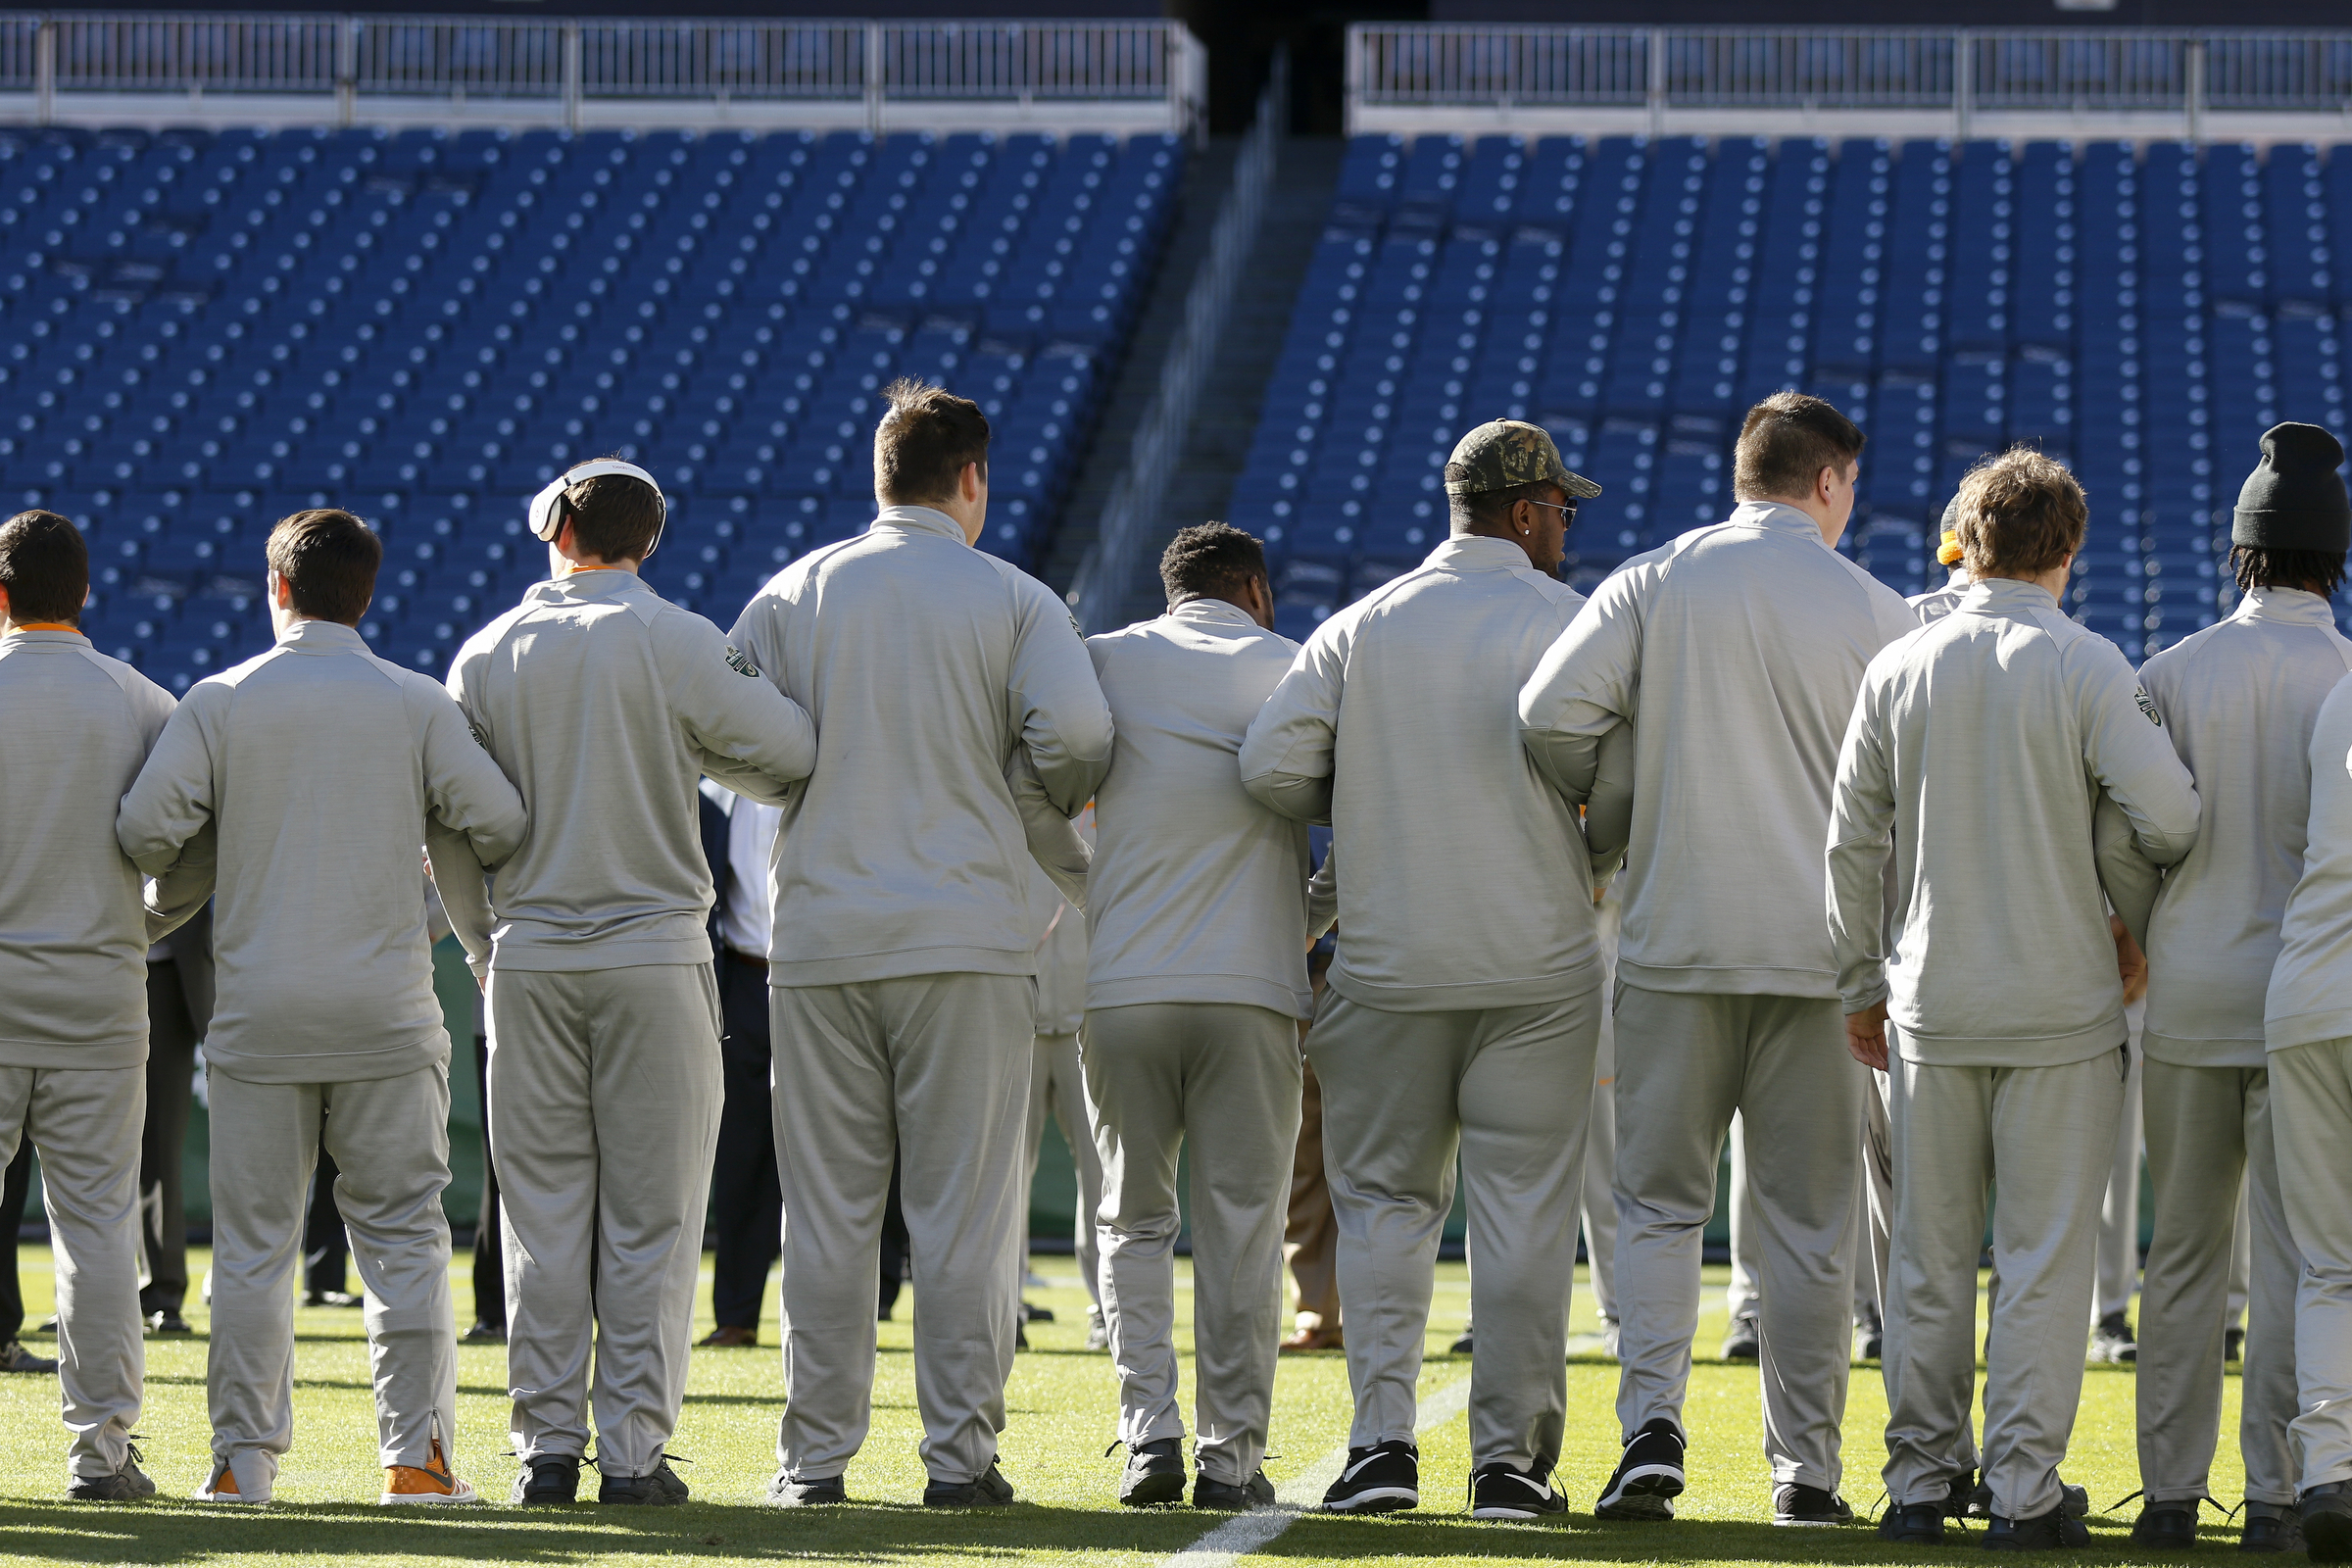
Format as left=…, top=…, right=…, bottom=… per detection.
left=0, top=123, right=1182, bottom=689
left=1235, top=133, right=2352, bottom=656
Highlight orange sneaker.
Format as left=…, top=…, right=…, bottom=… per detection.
left=381, top=1440, right=481, bottom=1506
left=192, top=1461, right=265, bottom=1504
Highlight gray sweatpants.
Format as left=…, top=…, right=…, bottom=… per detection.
left=2097, top=1025, right=2145, bottom=1322
left=1584, top=1020, right=1619, bottom=1326
left=208, top=1063, right=456, bottom=1494
left=2137, top=1061, right=2298, bottom=1505
left=1613, top=987, right=1860, bottom=1492
left=489, top=964, right=722, bottom=1479
left=1083, top=1002, right=1300, bottom=1485
left=770, top=973, right=1032, bottom=1485
left=2271, top=1038, right=2352, bottom=1492
left=1026, top=1031, right=1103, bottom=1317
left=1309, top=987, right=1599, bottom=1473
left=1883, top=1046, right=2126, bottom=1519
left=0, top=1065, right=144, bottom=1482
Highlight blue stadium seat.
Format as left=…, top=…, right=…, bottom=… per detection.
left=0, top=123, right=1185, bottom=686
left=1234, top=132, right=2352, bottom=658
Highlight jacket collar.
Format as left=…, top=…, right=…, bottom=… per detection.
left=870, top=505, right=968, bottom=544
left=1166, top=597, right=1259, bottom=629
left=0, top=626, right=90, bottom=647
left=2232, top=585, right=2337, bottom=626
left=1726, top=499, right=1831, bottom=543
left=526, top=568, right=647, bottom=606
left=275, top=618, right=370, bottom=653
left=1958, top=576, right=2064, bottom=612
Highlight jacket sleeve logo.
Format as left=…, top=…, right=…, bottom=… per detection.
left=2135, top=689, right=2162, bottom=726
left=724, top=645, right=761, bottom=678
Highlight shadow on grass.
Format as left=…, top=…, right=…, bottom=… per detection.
left=0, top=1497, right=2160, bottom=1565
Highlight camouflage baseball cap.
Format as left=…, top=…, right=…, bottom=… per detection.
left=1443, top=419, right=1603, bottom=500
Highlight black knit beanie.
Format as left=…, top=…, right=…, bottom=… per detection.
left=2232, top=422, right=2351, bottom=552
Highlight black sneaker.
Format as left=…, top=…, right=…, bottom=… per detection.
left=1194, top=1470, right=1275, bottom=1510
left=1449, top=1328, right=1474, bottom=1354
left=0, top=1340, right=57, bottom=1373
left=924, top=1461, right=1015, bottom=1508
left=144, top=1311, right=191, bottom=1337
left=1595, top=1418, right=1684, bottom=1521
left=1321, top=1439, right=1418, bottom=1513
left=2305, top=1483, right=2352, bottom=1564
left=2132, top=1503, right=2198, bottom=1547
left=1721, top=1316, right=1760, bottom=1360
left=2241, top=1502, right=2303, bottom=1554
left=1879, top=1501, right=1945, bottom=1544
left=1468, top=1461, right=1566, bottom=1521
left=2089, top=1310, right=2137, bottom=1364
left=1942, top=1469, right=1979, bottom=1519
left=1985, top=1507, right=2091, bottom=1550
left=1774, top=1484, right=1855, bottom=1526
left=764, top=1472, right=847, bottom=1506
left=511, top=1454, right=581, bottom=1505
left=598, top=1459, right=688, bottom=1505
left=1118, top=1440, right=1186, bottom=1507
left=1969, top=1475, right=2085, bottom=1520
left=463, top=1321, right=506, bottom=1345
left=2226, top=1327, right=2246, bottom=1363
left=68, top=1454, right=156, bottom=1502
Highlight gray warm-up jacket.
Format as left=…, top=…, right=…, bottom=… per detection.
left=1240, top=534, right=1601, bottom=1012
left=2266, top=671, right=2352, bottom=1053
left=1518, top=501, right=1918, bottom=999
left=118, top=618, right=528, bottom=1084
left=2133, top=589, right=2352, bottom=1067
left=729, top=505, right=1114, bottom=987
left=1907, top=568, right=1973, bottom=624
left=1086, top=599, right=1314, bottom=1020
left=1826, top=578, right=2202, bottom=1065
left=0, top=629, right=205, bottom=1069
left=446, top=568, right=816, bottom=973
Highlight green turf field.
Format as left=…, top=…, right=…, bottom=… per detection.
left=0, top=1250, right=2229, bottom=1566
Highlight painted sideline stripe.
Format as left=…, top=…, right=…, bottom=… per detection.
left=1154, top=1372, right=1474, bottom=1568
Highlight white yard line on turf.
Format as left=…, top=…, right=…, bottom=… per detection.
left=1154, top=1372, right=1474, bottom=1568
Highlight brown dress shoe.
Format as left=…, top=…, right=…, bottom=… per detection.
left=697, top=1325, right=760, bottom=1348
left=1278, top=1325, right=1343, bottom=1353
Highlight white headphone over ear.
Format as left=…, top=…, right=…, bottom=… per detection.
left=529, top=459, right=668, bottom=559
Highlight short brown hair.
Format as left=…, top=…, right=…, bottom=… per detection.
left=1953, top=449, right=2087, bottom=579
left=266, top=509, right=381, bottom=625
left=0, top=510, right=88, bottom=625
left=1734, top=392, right=1865, bottom=502
left=1159, top=522, right=1267, bottom=606
left=874, top=377, right=989, bottom=505
left=565, top=459, right=665, bottom=564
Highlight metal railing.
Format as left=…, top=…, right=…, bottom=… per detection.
left=1, top=13, right=1206, bottom=134
left=1066, top=49, right=1285, bottom=633
left=1348, top=23, right=2352, bottom=135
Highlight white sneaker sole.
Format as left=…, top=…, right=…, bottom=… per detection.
left=381, top=1480, right=483, bottom=1505
left=190, top=1488, right=267, bottom=1505
left=1323, top=1486, right=1418, bottom=1512
left=1471, top=1504, right=1561, bottom=1520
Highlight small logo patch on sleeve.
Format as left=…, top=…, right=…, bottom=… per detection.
left=724, top=645, right=761, bottom=678
left=2136, top=689, right=2162, bottom=726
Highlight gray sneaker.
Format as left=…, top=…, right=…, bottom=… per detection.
left=69, top=1451, right=156, bottom=1503
left=0, top=1340, right=58, bottom=1374
left=924, top=1461, right=1015, bottom=1508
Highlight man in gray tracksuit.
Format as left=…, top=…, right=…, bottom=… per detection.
left=1827, top=450, right=2201, bottom=1551
left=2119, top=424, right=2352, bottom=1552
left=730, top=380, right=1111, bottom=1508
left=1081, top=523, right=1313, bottom=1511
left=1518, top=393, right=1914, bottom=1525
left=0, top=510, right=206, bottom=1501
left=119, top=509, right=528, bottom=1507
left=1243, top=421, right=1607, bottom=1521
left=444, top=466, right=816, bottom=1507
left=2254, top=425, right=2352, bottom=1566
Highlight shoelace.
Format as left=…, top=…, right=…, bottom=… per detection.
left=2104, top=1488, right=2225, bottom=1518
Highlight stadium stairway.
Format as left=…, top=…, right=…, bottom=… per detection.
left=1044, top=136, right=1241, bottom=598
left=1230, top=134, right=2352, bottom=659
left=0, top=123, right=1187, bottom=692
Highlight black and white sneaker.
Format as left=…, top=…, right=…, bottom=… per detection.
left=763, top=1472, right=847, bottom=1506
left=1595, top=1418, right=1684, bottom=1521
left=1321, top=1440, right=1418, bottom=1513
left=1468, top=1461, right=1567, bottom=1521
left=1774, top=1483, right=1855, bottom=1526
